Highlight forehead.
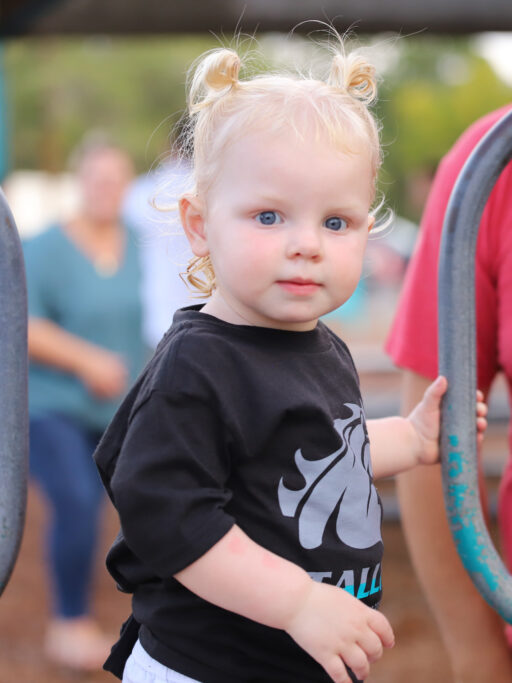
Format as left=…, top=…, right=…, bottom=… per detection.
left=213, top=128, right=374, bottom=201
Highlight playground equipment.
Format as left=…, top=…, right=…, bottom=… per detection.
left=0, top=188, right=28, bottom=596
left=439, top=108, right=512, bottom=623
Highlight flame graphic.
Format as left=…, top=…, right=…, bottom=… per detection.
left=278, top=404, right=382, bottom=550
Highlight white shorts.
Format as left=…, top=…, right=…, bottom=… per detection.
left=123, top=639, right=202, bottom=683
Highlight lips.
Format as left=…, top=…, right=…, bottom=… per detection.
left=277, top=279, right=321, bottom=295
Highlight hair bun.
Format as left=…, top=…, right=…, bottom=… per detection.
left=204, top=50, right=241, bottom=90
left=328, top=53, right=377, bottom=105
left=189, top=49, right=241, bottom=113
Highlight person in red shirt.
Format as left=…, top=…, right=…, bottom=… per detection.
left=386, top=105, right=512, bottom=682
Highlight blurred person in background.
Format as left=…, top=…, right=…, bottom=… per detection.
left=24, top=140, right=148, bottom=671
left=386, top=104, right=512, bottom=682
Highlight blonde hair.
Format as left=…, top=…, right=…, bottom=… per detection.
left=181, top=40, right=382, bottom=297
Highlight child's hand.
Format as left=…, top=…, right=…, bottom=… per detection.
left=475, top=389, right=489, bottom=445
left=408, top=376, right=488, bottom=466
left=285, top=581, right=394, bottom=682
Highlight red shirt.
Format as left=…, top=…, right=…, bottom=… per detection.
left=385, top=104, right=512, bottom=567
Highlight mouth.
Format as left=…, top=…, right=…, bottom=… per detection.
left=276, top=279, right=322, bottom=295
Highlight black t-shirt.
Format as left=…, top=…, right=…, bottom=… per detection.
left=94, top=306, right=383, bottom=683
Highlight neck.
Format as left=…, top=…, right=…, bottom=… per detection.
left=64, top=216, right=124, bottom=276
left=201, top=293, right=253, bottom=326
left=201, top=291, right=318, bottom=331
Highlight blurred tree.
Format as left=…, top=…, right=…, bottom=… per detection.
left=4, top=36, right=221, bottom=171
left=4, top=35, right=273, bottom=173
left=376, top=36, right=512, bottom=221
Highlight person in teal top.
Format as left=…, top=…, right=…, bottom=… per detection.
left=25, top=222, right=146, bottom=431
left=24, top=141, right=148, bottom=672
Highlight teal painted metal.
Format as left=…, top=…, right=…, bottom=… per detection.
left=438, top=108, right=512, bottom=622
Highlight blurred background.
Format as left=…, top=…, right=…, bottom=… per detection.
left=1, top=2, right=511, bottom=682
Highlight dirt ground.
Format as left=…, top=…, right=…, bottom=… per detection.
left=0, top=483, right=459, bottom=683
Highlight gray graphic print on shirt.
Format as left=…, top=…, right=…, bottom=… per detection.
left=278, top=403, right=382, bottom=550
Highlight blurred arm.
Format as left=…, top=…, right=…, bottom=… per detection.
left=29, top=317, right=99, bottom=372
left=396, top=369, right=512, bottom=683
left=28, top=317, right=127, bottom=398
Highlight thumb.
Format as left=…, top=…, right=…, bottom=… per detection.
left=423, top=375, right=448, bottom=408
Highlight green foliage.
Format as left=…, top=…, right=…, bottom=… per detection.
left=4, top=36, right=222, bottom=171
left=376, top=36, right=512, bottom=219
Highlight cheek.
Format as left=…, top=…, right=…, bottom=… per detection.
left=331, top=238, right=367, bottom=278
left=215, top=230, right=277, bottom=272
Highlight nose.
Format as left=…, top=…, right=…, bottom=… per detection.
left=285, top=223, right=323, bottom=260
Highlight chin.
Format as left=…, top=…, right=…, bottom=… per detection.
left=270, top=313, right=320, bottom=331
left=278, top=306, right=328, bottom=323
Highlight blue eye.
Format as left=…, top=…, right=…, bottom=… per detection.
left=324, top=216, right=347, bottom=232
left=256, top=211, right=282, bottom=225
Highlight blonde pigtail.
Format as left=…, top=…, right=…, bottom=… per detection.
left=328, top=52, right=377, bottom=106
left=181, top=255, right=216, bottom=298
left=182, top=49, right=243, bottom=297
left=188, top=49, right=242, bottom=114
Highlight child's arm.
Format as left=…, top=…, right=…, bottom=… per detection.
left=367, top=376, right=487, bottom=480
left=175, top=524, right=394, bottom=683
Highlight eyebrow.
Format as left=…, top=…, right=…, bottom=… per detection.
left=238, top=190, right=369, bottom=217
left=251, top=194, right=286, bottom=206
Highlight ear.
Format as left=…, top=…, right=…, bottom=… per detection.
left=367, top=215, right=375, bottom=233
left=179, top=194, right=209, bottom=257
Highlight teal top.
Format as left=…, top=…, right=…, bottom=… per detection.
left=24, top=224, right=149, bottom=432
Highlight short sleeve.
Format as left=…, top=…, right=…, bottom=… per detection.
left=109, top=389, right=236, bottom=578
left=23, top=236, right=57, bottom=320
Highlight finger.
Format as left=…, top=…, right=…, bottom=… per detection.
left=477, top=416, right=488, bottom=433
left=357, top=629, right=384, bottom=663
left=476, top=389, right=485, bottom=401
left=341, top=645, right=370, bottom=682
left=423, top=375, right=448, bottom=406
left=476, top=401, right=488, bottom=418
left=323, top=655, right=352, bottom=683
left=367, top=610, right=395, bottom=649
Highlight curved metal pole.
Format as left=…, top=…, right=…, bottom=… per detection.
left=0, top=188, right=28, bottom=596
left=439, top=108, right=512, bottom=622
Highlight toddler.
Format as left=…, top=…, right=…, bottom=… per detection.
left=94, top=40, right=487, bottom=683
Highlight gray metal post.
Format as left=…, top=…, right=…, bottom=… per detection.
left=0, top=188, right=28, bottom=596
left=0, top=44, right=8, bottom=182
left=438, top=108, right=512, bottom=622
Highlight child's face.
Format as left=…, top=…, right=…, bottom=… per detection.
left=183, top=128, right=375, bottom=331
